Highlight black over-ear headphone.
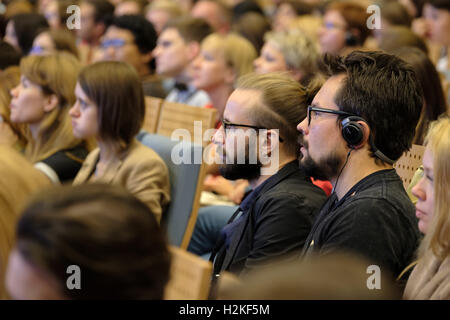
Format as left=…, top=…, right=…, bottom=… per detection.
left=341, top=116, right=396, bottom=165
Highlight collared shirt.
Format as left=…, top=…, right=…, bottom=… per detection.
left=166, top=85, right=211, bottom=107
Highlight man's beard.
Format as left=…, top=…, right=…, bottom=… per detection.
left=300, top=150, right=343, bottom=181
left=218, top=142, right=262, bottom=181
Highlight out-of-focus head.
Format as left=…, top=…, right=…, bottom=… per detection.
left=191, top=0, right=231, bottom=34
left=423, top=0, right=450, bottom=45
left=100, top=14, right=157, bottom=76
left=4, top=13, right=49, bottom=55
left=30, top=29, right=79, bottom=57
left=145, top=0, right=184, bottom=35
left=77, top=0, right=115, bottom=43
left=191, top=33, right=256, bottom=91
left=318, top=1, right=370, bottom=55
left=6, top=184, right=171, bottom=299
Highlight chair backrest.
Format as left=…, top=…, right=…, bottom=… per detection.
left=137, top=132, right=206, bottom=248
left=164, top=246, right=213, bottom=300
left=142, top=96, right=163, bottom=133
left=156, top=101, right=217, bottom=145
left=393, top=144, right=426, bottom=190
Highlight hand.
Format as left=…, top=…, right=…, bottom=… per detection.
left=228, top=180, right=249, bottom=204
left=0, top=122, right=18, bottom=146
left=203, top=174, right=234, bottom=197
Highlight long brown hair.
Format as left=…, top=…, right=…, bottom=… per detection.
left=20, top=53, right=82, bottom=162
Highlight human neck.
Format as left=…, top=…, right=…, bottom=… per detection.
left=331, top=150, right=392, bottom=200
left=206, top=84, right=233, bottom=121
left=29, top=123, right=41, bottom=140
left=249, top=155, right=296, bottom=189
left=97, top=139, right=120, bottom=163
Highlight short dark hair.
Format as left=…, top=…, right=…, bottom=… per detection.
left=15, top=184, right=171, bottom=299
left=0, top=40, right=21, bottom=70
left=110, top=14, right=157, bottom=54
left=78, top=61, right=145, bottom=149
left=10, top=13, right=49, bottom=55
left=110, top=14, right=157, bottom=70
left=321, top=51, right=423, bottom=162
left=163, top=17, right=213, bottom=44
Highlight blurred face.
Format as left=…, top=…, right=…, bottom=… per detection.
left=100, top=26, right=150, bottom=77
left=296, top=75, right=348, bottom=181
left=411, top=147, right=435, bottom=234
left=6, top=249, right=65, bottom=300
left=273, top=3, right=297, bottom=32
left=423, top=4, right=450, bottom=46
left=191, top=1, right=223, bottom=32
left=4, top=21, right=19, bottom=52
left=191, top=45, right=234, bottom=92
left=146, top=9, right=172, bottom=35
left=43, top=0, right=60, bottom=29
left=319, top=10, right=348, bottom=55
left=254, top=42, right=288, bottom=74
left=115, top=1, right=141, bottom=16
left=30, top=32, right=56, bottom=56
left=69, top=82, right=99, bottom=139
left=9, top=76, right=48, bottom=125
left=212, top=89, right=262, bottom=181
left=154, top=28, right=191, bottom=77
left=78, top=2, right=96, bottom=41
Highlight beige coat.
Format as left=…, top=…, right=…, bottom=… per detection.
left=73, top=140, right=170, bottom=223
left=404, top=252, right=450, bottom=300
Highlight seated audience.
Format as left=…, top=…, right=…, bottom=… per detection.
left=7, top=53, right=88, bottom=183
left=30, top=28, right=79, bottom=57
left=191, top=73, right=326, bottom=279
left=153, top=16, right=213, bottom=106
left=5, top=184, right=171, bottom=299
left=4, top=13, right=49, bottom=55
left=297, top=51, right=423, bottom=278
left=404, top=116, right=450, bottom=299
left=0, top=145, right=51, bottom=299
left=99, top=14, right=167, bottom=98
left=318, top=1, right=370, bottom=56
left=70, top=61, right=170, bottom=222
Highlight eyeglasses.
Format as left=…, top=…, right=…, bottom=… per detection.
left=100, top=39, right=133, bottom=49
left=307, top=106, right=355, bottom=126
left=221, top=119, right=284, bottom=142
left=323, top=22, right=347, bottom=30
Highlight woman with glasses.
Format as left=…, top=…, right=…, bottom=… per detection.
left=30, top=28, right=79, bottom=57
left=403, top=116, right=450, bottom=299
left=6, top=53, right=88, bottom=183
left=69, top=61, right=170, bottom=223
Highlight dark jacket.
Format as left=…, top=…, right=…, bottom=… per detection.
left=302, top=169, right=421, bottom=278
left=212, top=161, right=327, bottom=276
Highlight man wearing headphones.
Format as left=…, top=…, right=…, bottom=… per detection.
left=297, top=51, right=423, bottom=279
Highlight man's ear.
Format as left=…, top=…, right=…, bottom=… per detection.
left=43, top=94, right=59, bottom=113
left=356, top=120, right=371, bottom=150
left=186, top=41, right=200, bottom=61
left=260, top=129, right=281, bottom=157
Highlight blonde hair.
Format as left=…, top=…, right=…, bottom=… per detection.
left=264, top=30, right=321, bottom=86
left=145, top=0, right=185, bottom=16
left=419, top=115, right=450, bottom=259
left=0, top=146, right=50, bottom=299
left=19, top=53, right=82, bottom=162
left=202, top=33, right=257, bottom=84
left=0, top=66, right=27, bottom=147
